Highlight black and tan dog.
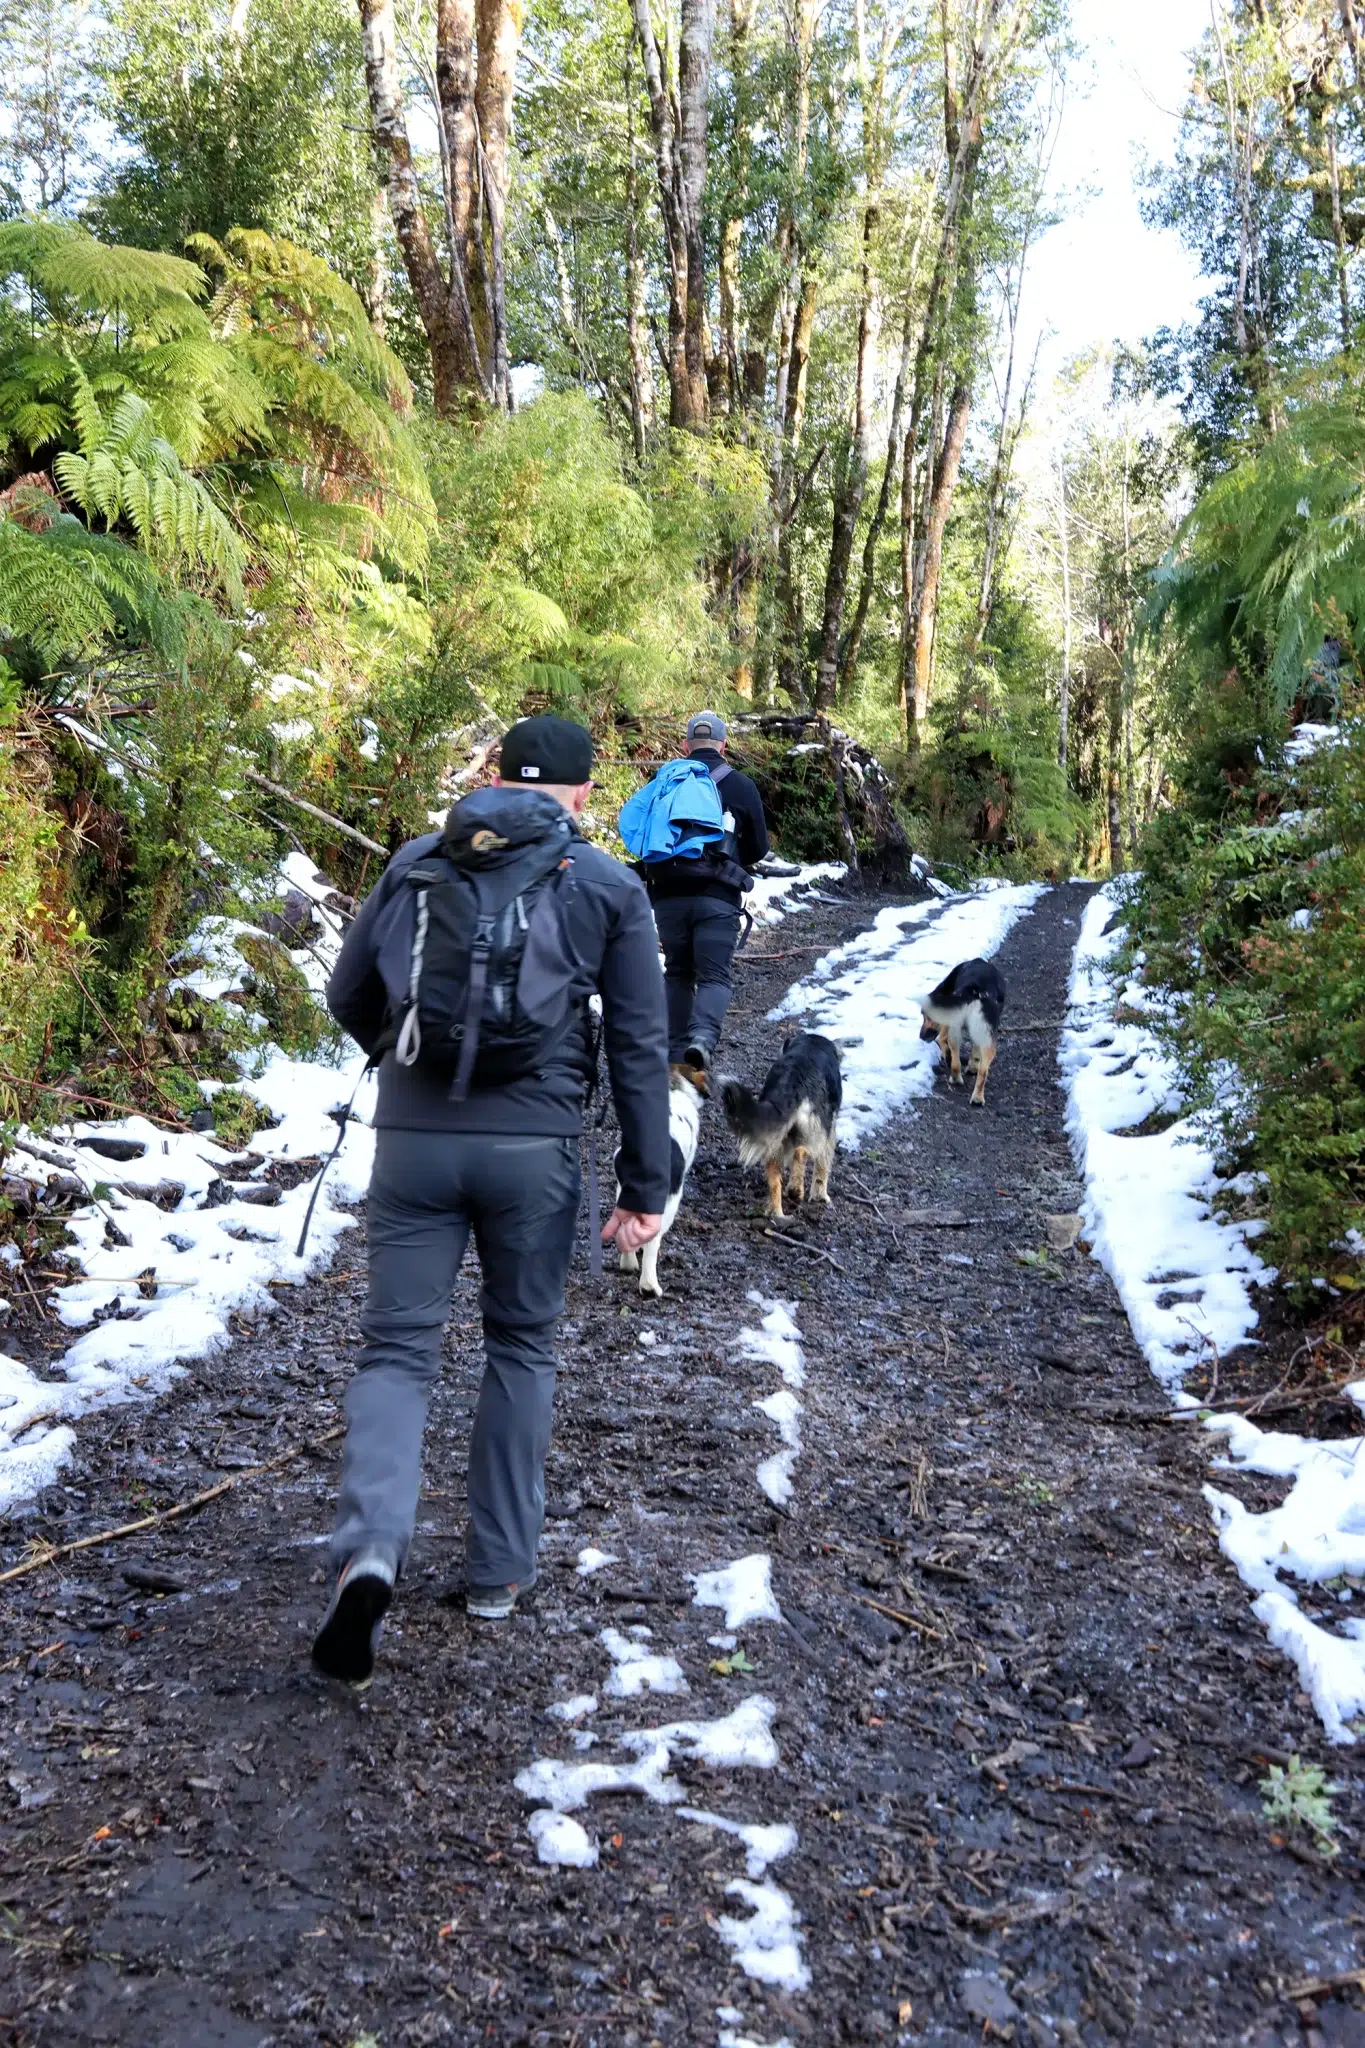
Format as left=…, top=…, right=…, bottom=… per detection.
left=719, top=1031, right=842, bottom=1219
left=919, top=957, right=1006, bottom=1105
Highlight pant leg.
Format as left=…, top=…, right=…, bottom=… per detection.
left=330, top=1128, right=470, bottom=1574
left=462, top=1135, right=582, bottom=1585
left=653, top=895, right=697, bottom=1062
left=685, top=900, right=742, bottom=1055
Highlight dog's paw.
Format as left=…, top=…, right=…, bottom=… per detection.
left=638, top=1276, right=664, bottom=1299
left=809, top=1189, right=831, bottom=1204
left=618, top=1248, right=640, bottom=1273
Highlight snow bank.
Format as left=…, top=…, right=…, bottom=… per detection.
left=772, top=883, right=1045, bottom=1147
left=0, top=854, right=373, bottom=1518
left=1059, top=887, right=1268, bottom=1388
left=1060, top=884, right=1365, bottom=1745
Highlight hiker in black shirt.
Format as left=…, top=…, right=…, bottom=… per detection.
left=646, top=710, right=769, bottom=1067
left=312, top=715, right=668, bottom=1686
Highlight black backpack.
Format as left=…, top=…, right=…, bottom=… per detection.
left=375, top=808, right=582, bottom=1099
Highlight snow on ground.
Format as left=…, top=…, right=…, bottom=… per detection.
left=1060, top=882, right=1365, bottom=1745
left=692, top=1554, right=783, bottom=1630
left=771, top=882, right=1046, bottom=1148
left=746, top=860, right=847, bottom=927
left=739, top=1294, right=806, bottom=1506
left=1058, top=886, right=1269, bottom=1386
left=0, top=853, right=374, bottom=1518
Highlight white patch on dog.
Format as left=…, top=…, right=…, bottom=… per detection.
left=616, top=1067, right=704, bottom=1298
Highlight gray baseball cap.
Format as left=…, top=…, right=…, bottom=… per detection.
left=686, top=710, right=727, bottom=745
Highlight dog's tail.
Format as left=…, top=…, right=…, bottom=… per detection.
left=718, top=1076, right=787, bottom=1144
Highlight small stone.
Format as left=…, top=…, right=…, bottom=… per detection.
left=961, top=1973, right=1019, bottom=2027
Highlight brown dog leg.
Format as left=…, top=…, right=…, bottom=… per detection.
left=765, top=1159, right=785, bottom=1218
left=810, top=1150, right=832, bottom=1204
left=786, top=1146, right=808, bottom=1204
left=970, top=1040, right=997, bottom=1106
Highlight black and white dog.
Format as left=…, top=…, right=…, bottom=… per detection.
left=616, top=1062, right=706, bottom=1297
left=719, top=1031, right=842, bottom=1220
left=919, top=957, right=1006, bottom=1106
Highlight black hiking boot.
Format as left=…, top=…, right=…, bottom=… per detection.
left=311, top=1548, right=396, bottom=1688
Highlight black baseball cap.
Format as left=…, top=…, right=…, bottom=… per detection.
left=499, top=714, right=594, bottom=786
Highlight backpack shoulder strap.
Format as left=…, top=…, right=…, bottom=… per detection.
left=708, top=760, right=733, bottom=786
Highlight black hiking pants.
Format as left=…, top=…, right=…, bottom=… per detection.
left=653, top=894, right=742, bottom=1061
left=330, top=1128, right=581, bottom=1588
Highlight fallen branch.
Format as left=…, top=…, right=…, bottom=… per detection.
left=762, top=1227, right=847, bottom=1272
left=0, top=1427, right=343, bottom=1587
left=244, top=768, right=387, bottom=856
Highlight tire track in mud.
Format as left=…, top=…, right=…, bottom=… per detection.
left=1, top=885, right=1362, bottom=2048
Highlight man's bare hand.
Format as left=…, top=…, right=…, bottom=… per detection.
left=602, top=1208, right=663, bottom=1254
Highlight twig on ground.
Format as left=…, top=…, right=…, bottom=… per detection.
left=1282, top=1966, right=1365, bottom=2002
left=0, top=1427, right=343, bottom=1586
left=856, top=1595, right=943, bottom=1640
left=0, top=1069, right=187, bottom=1131
left=762, top=1227, right=847, bottom=1272
left=739, top=945, right=831, bottom=961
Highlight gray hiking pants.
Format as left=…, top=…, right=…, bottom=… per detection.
left=654, top=895, right=742, bottom=1061
left=329, top=1128, right=581, bottom=1587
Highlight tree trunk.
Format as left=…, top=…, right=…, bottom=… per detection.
left=814, top=199, right=878, bottom=709
left=908, top=377, right=971, bottom=742
left=475, top=0, right=522, bottom=409
left=359, top=0, right=520, bottom=412
left=717, top=0, right=754, bottom=413
left=1107, top=661, right=1125, bottom=874
left=630, top=0, right=715, bottom=431
left=624, top=57, right=656, bottom=460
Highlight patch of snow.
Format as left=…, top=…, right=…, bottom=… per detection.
left=576, top=1545, right=619, bottom=1575
left=1285, top=721, right=1339, bottom=763
left=515, top=1741, right=682, bottom=1813
left=547, top=1694, right=598, bottom=1723
left=738, top=1294, right=805, bottom=1388
left=601, top=1627, right=688, bottom=1698
left=526, top=1810, right=599, bottom=1868
left=679, top=1807, right=797, bottom=1878
left=0, top=854, right=373, bottom=1518
left=772, top=883, right=1045, bottom=1147
left=1059, top=886, right=1268, bottom=1387
left=716, top=1879, right=811, bottom=1992
left=268, top=718, right=313, bottom=744
left=1204, top=1411, right=1365, bottom=1745
left=619, top=1695, right=780, bottom=1773
left=746, top=862, right=847, bottom=928
left=1060, top=884, right=1365, bottom=1746
left=693, top=1555, right=782, bottom=1630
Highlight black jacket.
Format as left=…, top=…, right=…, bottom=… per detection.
left=646, top=747, right=770, bottom=907
left=325, top=789, right=670, bottom=1213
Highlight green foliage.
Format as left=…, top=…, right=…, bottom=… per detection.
left=1126, top=688, right=1365, bottom=1282
left=1261, top=1754, right=1341, bottom=1858
left=1151, top=380, right=1365, bottom=708
left=208, top=1084, right=270, bottom=1149
left=93, top=0, right=381, bottom=295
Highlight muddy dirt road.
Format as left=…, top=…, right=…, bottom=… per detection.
left=2, top=884, right=1362, bottom=2047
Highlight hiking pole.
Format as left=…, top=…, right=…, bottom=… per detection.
left=294, top=1061, right=375, bottom=1259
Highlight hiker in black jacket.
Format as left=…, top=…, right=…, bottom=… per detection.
left=312, top=715, right=668, bottom=1686
left=647, top=710, right=769, bottom=1067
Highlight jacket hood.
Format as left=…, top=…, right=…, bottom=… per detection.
left=442, top=785, right=577, bottom=866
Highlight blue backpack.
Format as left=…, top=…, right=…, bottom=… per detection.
left=618, top=758, right=728, bottom=863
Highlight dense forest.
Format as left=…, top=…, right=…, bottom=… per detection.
left=0, top=0, right=1363, bottom=1277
